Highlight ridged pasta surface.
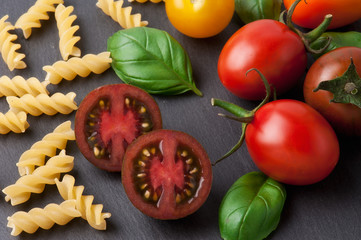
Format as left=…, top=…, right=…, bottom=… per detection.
left=0, top=15, right=26, bottom=71
left=17, top=120, right=75, bottom=176
left=55, top=4, right=81, bottom=60
left=7, top=200, right=81, bottom=236
left=0, top=75, right=48, bottom=97
left=96, top=0, right=148, bottom=29
left=7, top=92, right=78, bottom=116
left=55, top=174, right=111, bottom=230
left=0, top=111, right=29, bottom=134
left=43, top=52, right=112, bottom=85
left=15, top=0, right=64, bottom=39
left=3, top=150, right=74, bottom=206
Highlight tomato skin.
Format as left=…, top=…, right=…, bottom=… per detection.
left=218, top=20, right=307, bottom=100
left=284, top=0, right=361, bottom=29
left=245, top=99, right=339, bottom=185
left=304, top=47, right=361, bottom=136
left=165, top=0, right=234, bottom=38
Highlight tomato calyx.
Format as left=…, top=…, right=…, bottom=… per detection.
left=314, top=57, right=361, bottom=108
left=211, top=69, right=273, bottom=165
left=283, top=0, right=333, bottom=55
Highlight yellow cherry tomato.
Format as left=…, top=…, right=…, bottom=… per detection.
left=165, top=0, right=235, bottom=38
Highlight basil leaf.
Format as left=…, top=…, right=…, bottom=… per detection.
left=219, top=172, right=286, bottom=240
left=235, top=0, right=282, bottom=24
left=107, top=27, right=202, bottom=96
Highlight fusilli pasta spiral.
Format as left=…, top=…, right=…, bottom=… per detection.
left=3, top=150, right=74, bottom=206
left=55, top=174, right=111, bottom=230
left=17, top=120, right=75, bottom=176
left=0, top=75, right=49, bottom=97
left=96, top=0, right=148, bottom=29
left=43, top=52, right=112, bottom=85
left=15, top=0, right=64, bottom=39
left=7, top=200, right=81, bottom=236
left=7, top=92, right=78, bottom=116
left=55, top=4, right=81, bottom=60
left=0, top=111, right=29, bottom=134
left=0, top=15, right=26, bottom=71
left=128, top=0, right=164, bottom=3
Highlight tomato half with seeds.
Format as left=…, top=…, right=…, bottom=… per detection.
left=122, top=129, right=212, bottom=220
left=75, top=84, right=162, bottom=172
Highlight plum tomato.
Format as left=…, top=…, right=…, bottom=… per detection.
left=304, top=47, right=361, bottom=136
left=218, top=19, right=307, bottom=100
left=75, top=84, right=162, bottom=172
left=284, top=0, right=361, bottom=29
left=165, top=0, right=234, bottom=38
left=245, top=99, right=339, bottom=185
left=122, top=129, right=212, bottom=219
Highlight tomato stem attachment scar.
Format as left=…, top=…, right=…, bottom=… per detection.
left=211, top=69, right=273, bottom=165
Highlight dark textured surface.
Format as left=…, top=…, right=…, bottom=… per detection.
left=0, top=1, right=361, bottom=239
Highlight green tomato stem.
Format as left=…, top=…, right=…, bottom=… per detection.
left=211, top=98, right=252, bottom=118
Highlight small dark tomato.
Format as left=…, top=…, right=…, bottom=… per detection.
left=75, top=84, right=162, bottom=172
left=304, top=47, right=361, bottom=136
left=122, top=129, right=212, bottom=219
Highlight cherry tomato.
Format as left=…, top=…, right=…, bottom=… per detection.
left=245, top=99, right=339, bottom=185
left=284, top=0, right=361, bottom=29
left=75, top=84, right=162, bottom=172
left=165, top=0, right=234, bottom=38
left=304, top=47, right=361, bottom=136
left=218, top=20, right=307, bottom=100
left=122, top=129, right=212, bottom=219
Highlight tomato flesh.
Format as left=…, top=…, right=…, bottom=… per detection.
left=122, top=129, right=212, bottom=219
left=218, top=20, right=307, bottom=100
left=304, top=47, right=361, bottom=136
left=245, top=99, right=339, bottom=185
left=75, top=84, right=162, bottom=172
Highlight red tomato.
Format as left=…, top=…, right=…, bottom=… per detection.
left=284, top=0, right=361, bottom=29
left=304, top=47, right=361, bottom=136
left=245, top=99, right=339, bottom=185
left=218, top=20, right=307, bottom=100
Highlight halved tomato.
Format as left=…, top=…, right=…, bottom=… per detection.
left=122, top=129, right=212, bottom=219
left=75, top=84, right=162, bottom=172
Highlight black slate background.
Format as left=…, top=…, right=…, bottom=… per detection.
left=1, top=1, right=361, bottom=239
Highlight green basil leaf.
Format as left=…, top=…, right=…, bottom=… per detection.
left=107, top=27, right=202, bottom=96
left=219, top=172, right=286, bottom=240
left=235, top=0, right=282, bottom=24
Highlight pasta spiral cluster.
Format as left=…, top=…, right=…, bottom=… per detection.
left=0, top=75, right=49, bottom=97
left=128, top=0, right=164, bottom=3
left=7, top=92, right=78, bottom=116
left=96, top=0, right=148, bottom=29
left=17, top=120, right=75, bottom=176
left=55, top=174, right=111, bottom=230
left=55, top=4, right=81, bottom=60
left=0, top=15, right=26, bottom=71
left=3, top=150, right=74, bottom=206
left=7, top=200, right=81, bottom=236
left=15, top=0, right=64, bottom=39
left=43, top=52, right=112, bottom=85
left=0, top=111, right=29, bottom=134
